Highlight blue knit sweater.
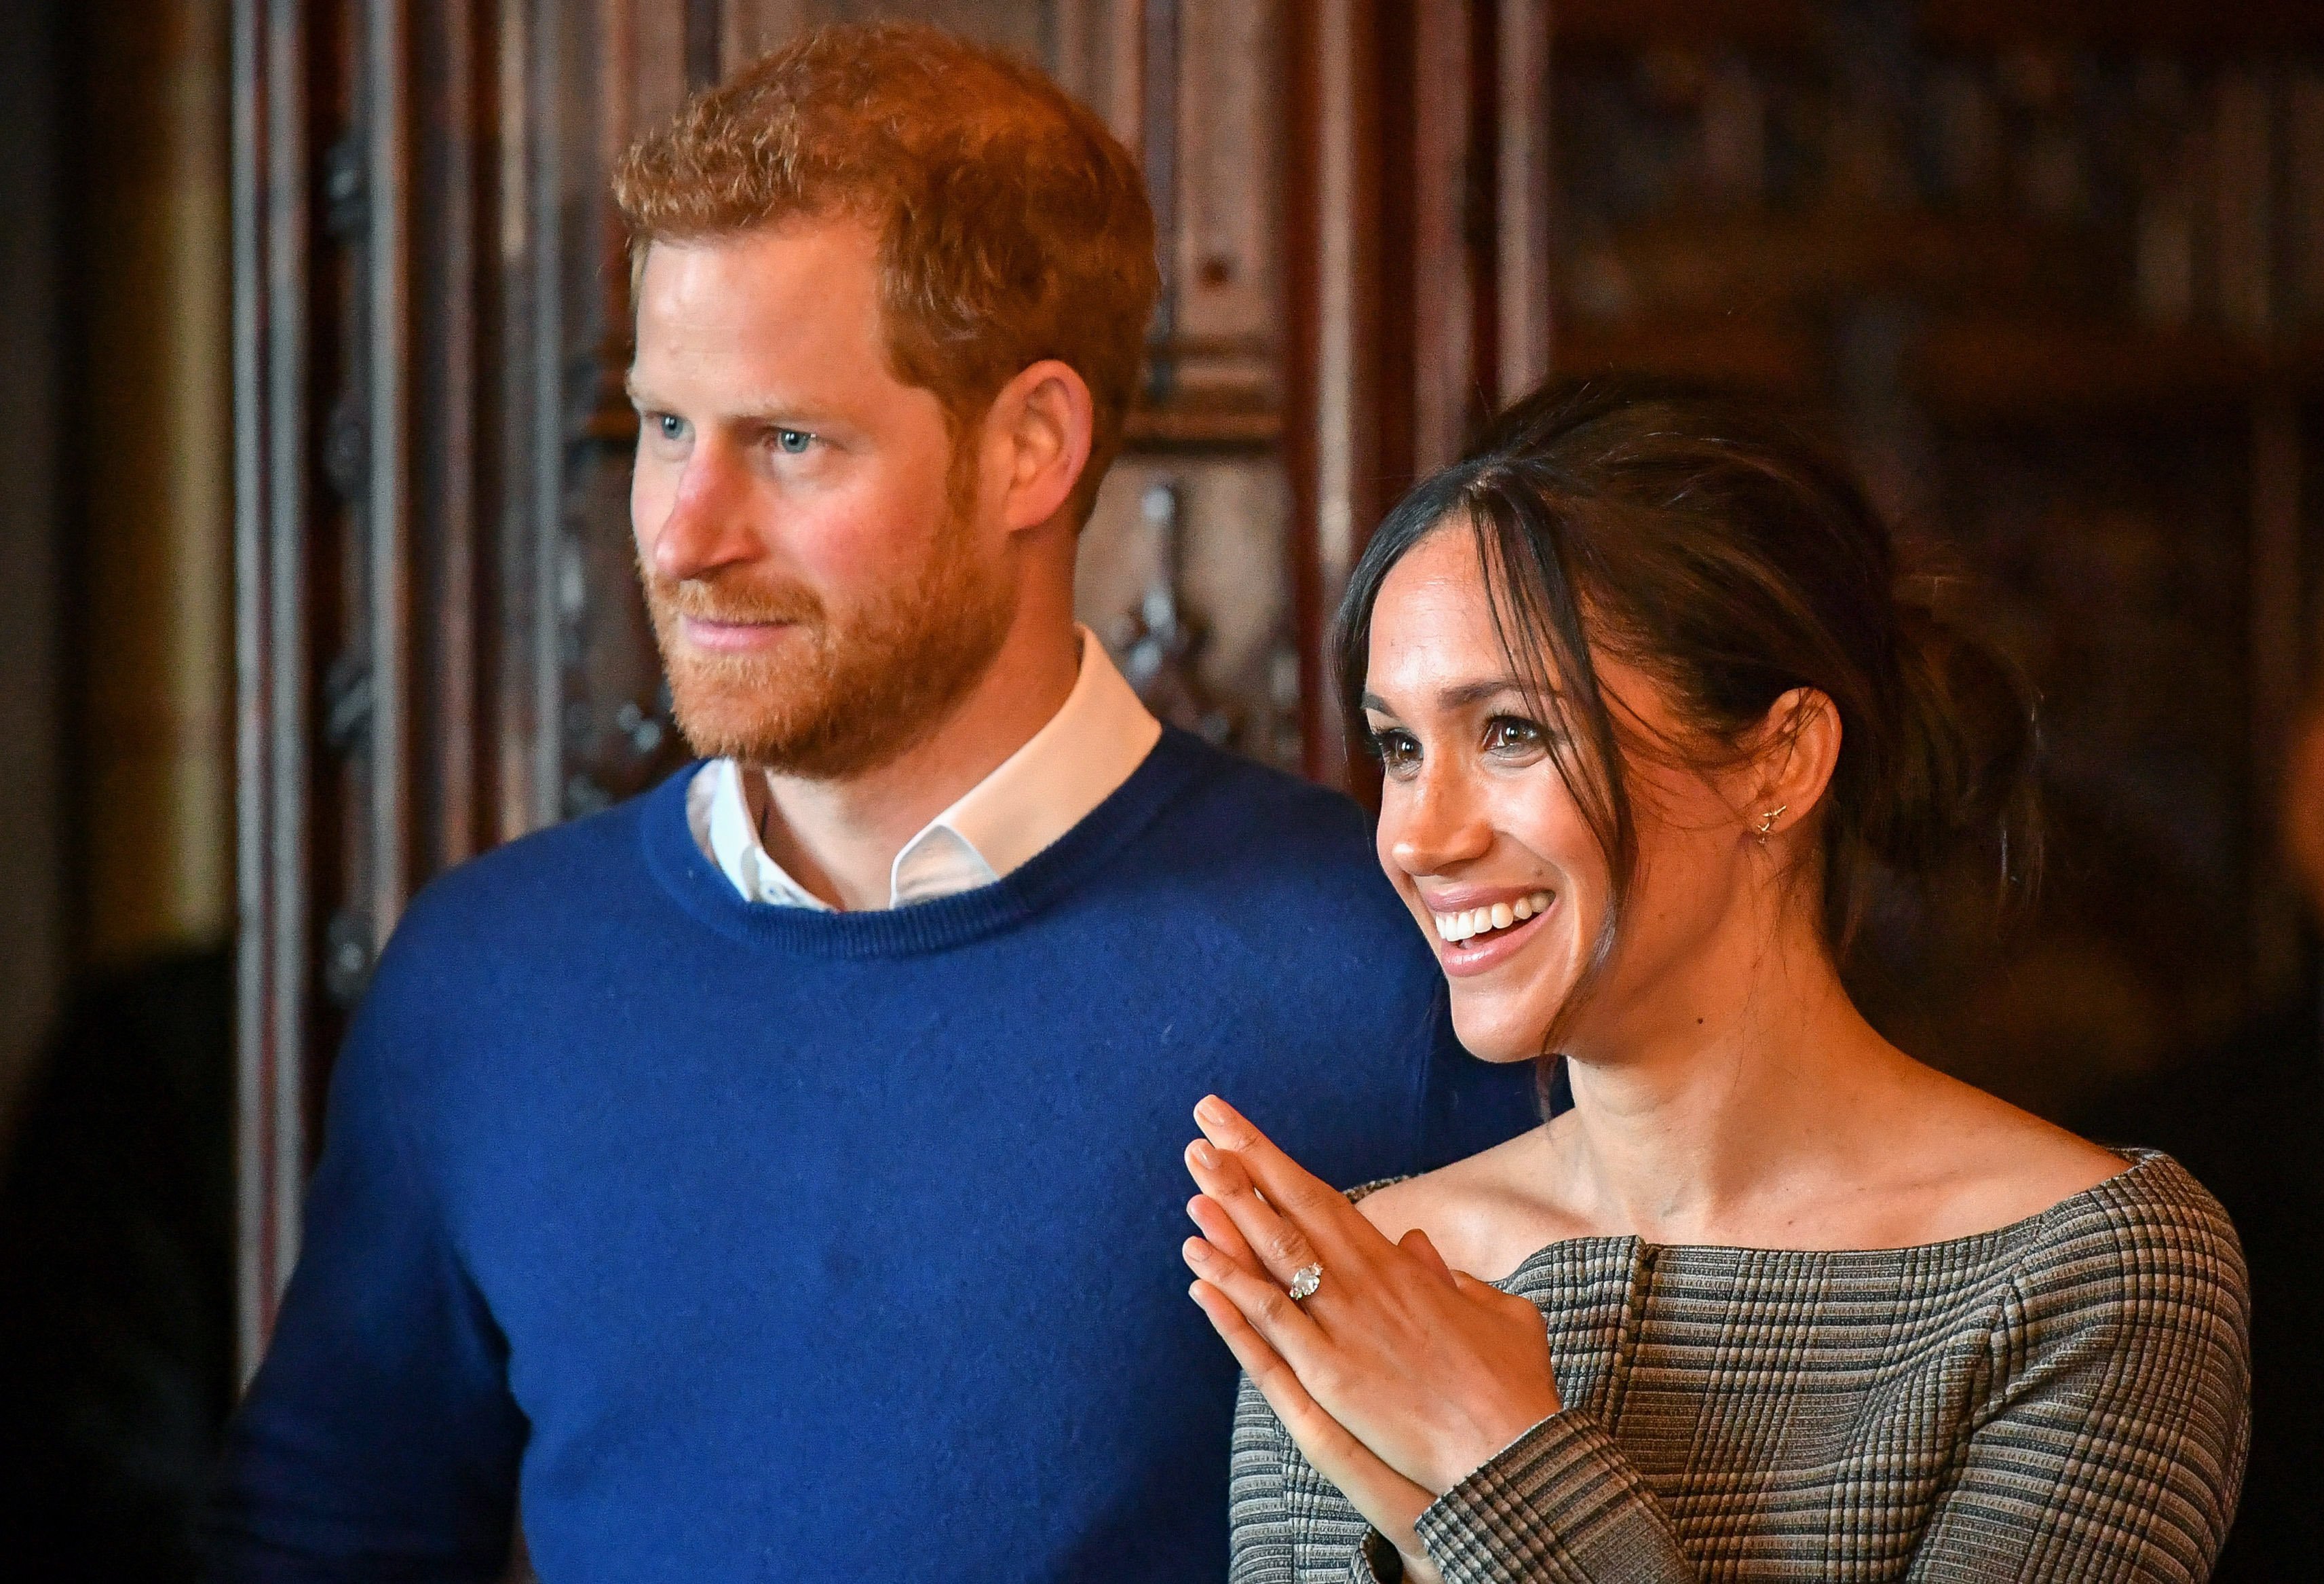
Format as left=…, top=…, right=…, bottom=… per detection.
left=208, top=730, right=1536, bottom=1582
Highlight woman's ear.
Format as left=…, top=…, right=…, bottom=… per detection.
left=1749, top=687, right=1842, bottom=842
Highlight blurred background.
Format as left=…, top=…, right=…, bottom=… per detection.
left=1, top=0, right=2319, bottom=1578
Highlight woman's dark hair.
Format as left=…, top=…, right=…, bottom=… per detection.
left=1333, top=378, right=2040, bottom=980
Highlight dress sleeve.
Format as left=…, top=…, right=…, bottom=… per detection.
left=204, top=970, right=525, bottom=1581
left=1230, top=1374, right=1300, bottom=1584
left=1901, top=1173, right=2251, bottom=1583
left=1407, top=1411, right=1695, bottom=1583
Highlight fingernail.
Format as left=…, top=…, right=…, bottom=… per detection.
left=1183, top=1237, right=1213, bottom=1268
left=1195, top=1095, right=1229, bottom=1128
left=1189, top=1139, right=1219, bottom=1170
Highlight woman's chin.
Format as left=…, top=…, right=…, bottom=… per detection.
left=1446, top=1006, right=1560, bottom=1065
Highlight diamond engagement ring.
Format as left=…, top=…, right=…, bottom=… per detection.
left=1287, top=1262, right=1323, bottom=1302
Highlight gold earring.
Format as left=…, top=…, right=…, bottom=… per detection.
left=1756, top=804, right=1789, bottom=839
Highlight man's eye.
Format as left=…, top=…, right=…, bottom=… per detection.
left=773, top=428, right=814, bottom=455
left=655, top=413, right=685, bottom=441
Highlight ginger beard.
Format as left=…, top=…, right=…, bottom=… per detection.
left=643, top=472, right=1018, bottom=780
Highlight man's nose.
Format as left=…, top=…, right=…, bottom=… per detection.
left=648, top=443, right=761, bottom=584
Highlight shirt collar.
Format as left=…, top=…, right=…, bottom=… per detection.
left=690, top=626, right=1162, bottom=911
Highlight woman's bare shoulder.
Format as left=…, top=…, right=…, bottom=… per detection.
left=1356, top=1122, right=1587, bottom=1279
left=1877, top=1065, right=2131, bottom=1243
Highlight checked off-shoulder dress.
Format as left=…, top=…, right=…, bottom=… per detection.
left=1229, top=1150, right=2249, bottom=1583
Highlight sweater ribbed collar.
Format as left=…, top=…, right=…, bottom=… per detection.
left=641, top=726, right=1212, bottom=958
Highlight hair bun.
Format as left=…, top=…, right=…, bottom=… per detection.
left=1871, top=596, right=2042, bottom=894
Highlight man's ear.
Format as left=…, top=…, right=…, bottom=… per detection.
left=983, top=358, right=1094, bottom=535
left=1750, top=687, right=1842, bottom=841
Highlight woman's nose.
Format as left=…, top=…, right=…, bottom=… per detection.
left=1384, top=760, right=1494, bottom=877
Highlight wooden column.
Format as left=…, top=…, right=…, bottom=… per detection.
left=1496, top=0, right=1553, bottom=399
left=1282, top=0, right=1552, bottom=782
left=1412, top=0, right=1475, bottom=475
left=232, top=0, right=318, bottom=1373
left=1285, top=0, right=1386, bottom=782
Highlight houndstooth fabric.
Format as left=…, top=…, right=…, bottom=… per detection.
left=1228, top=1150, right=2249, bottom=1583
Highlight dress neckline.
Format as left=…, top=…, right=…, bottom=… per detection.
left=1487, top=1146, right=2170, bottom=1291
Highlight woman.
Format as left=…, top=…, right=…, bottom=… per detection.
left=1182, top=384, right=2249, bottom=1583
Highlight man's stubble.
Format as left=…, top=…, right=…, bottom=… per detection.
left=641, top=475, right=1019, bottom=782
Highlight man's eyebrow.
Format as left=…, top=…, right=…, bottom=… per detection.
left=619, top=379, right=834, bottom=428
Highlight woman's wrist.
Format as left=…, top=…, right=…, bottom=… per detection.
left=1418, top=1397, right=1565, bottom=1496
left=1397, top=1548, right=1445, bottom=1584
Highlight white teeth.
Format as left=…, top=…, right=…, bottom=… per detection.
left=1432, top=892, right=1553, bottom=945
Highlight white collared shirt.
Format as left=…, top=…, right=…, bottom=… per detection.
left=685, top=627, right=1163, bottom=909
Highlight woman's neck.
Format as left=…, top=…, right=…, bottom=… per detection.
left=1549, top=913, right=1917, bottom=1247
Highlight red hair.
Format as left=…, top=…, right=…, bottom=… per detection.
left=613, top=22, right=1160, bottom=523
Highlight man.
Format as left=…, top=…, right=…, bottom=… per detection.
left=209, top=24, right=1530, bottom=1581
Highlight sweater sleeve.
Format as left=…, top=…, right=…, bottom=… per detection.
left=204, top=976, right=525, bottom=1581
left=1900, top=1176, right=2251, bottom=1583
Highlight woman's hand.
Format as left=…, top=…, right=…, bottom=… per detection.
left=1181, top=1095, right=1561, bottom=1558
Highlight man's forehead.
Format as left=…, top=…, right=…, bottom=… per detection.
left=638, top=214, right=881, bottom=296
left=632, top=224, right=887, bottom=371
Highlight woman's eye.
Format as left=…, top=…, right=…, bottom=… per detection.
left=1365, top=727, right=1420, bottom=772
left=773, top=428, right=814, bottom=455
left=1483, top=715, right=1546, bottom=755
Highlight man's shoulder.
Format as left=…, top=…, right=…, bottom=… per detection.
left=382, top=772, right=677, bottom=965
left=1147, top=731, right=1375, bottom=871
left=1117, top=736, right=1434, bottom=987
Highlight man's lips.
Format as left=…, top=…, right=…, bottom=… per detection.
left=677, top=616, right=804, bottom=654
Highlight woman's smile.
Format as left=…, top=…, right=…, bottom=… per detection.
left=1426, top=888, right=1556, bottom=976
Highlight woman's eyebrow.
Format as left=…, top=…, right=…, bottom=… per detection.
left=1362, top=679, right=1538, bottom=717
left=1435, top=678, right=1531, bottom=710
